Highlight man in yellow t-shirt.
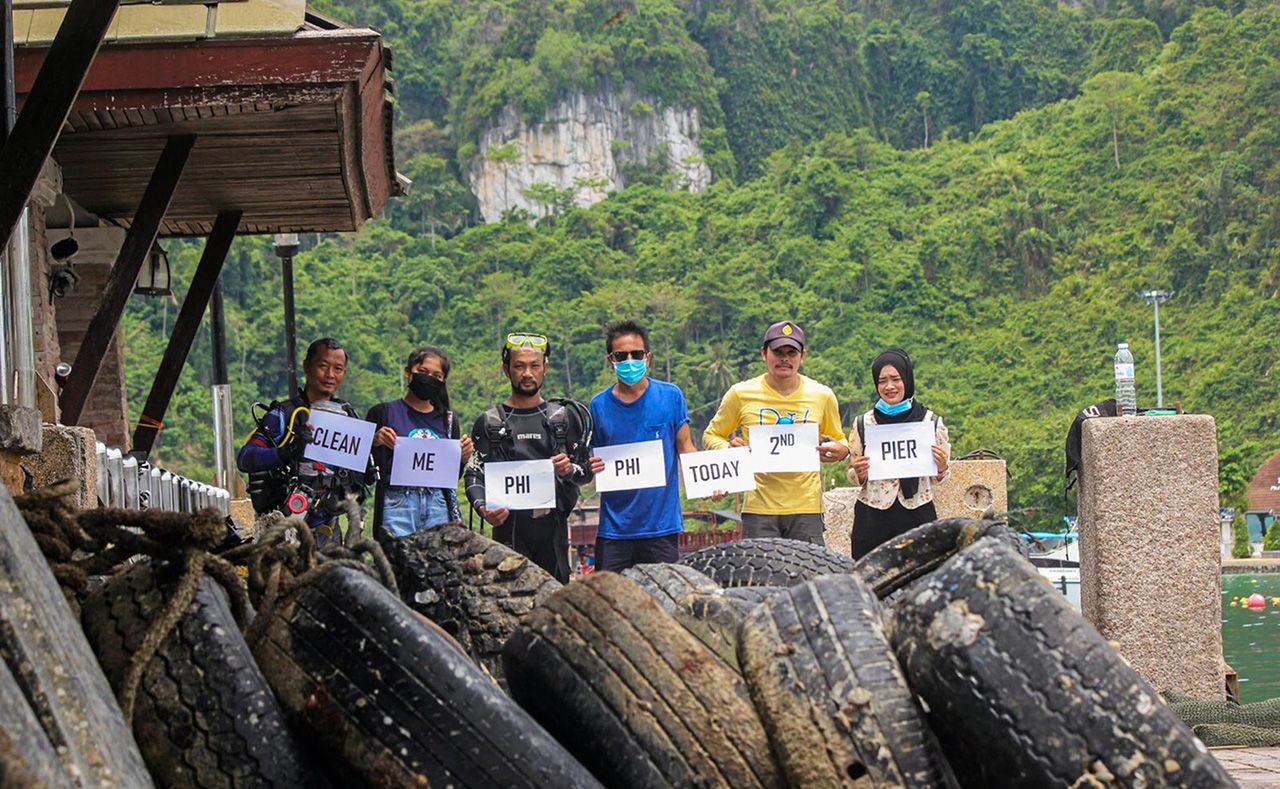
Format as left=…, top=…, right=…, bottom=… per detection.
left=702, top=321, right=849, bottom=544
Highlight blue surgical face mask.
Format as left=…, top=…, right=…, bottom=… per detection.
left=614, top=359, right=647, bottom=385
left=875, top=397, right=913, bottom=416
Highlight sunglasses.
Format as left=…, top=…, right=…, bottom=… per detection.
left=505, top=332, right=549, bottom=351
left=608, top=349, right=648, bottom=363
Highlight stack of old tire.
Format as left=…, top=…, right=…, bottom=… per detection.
left=490, top=519, right=1236, bottom=788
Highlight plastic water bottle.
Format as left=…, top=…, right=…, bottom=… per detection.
left=1114, top=343, right=1137, bottom=416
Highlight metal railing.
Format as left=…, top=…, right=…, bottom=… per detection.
left=95, top=442, right=230, bottom=516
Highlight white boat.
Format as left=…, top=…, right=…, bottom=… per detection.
left=1026, top=532, right=1081, bottom=610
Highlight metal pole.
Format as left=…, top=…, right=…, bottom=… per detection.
left=0, top=0, right=14, bottom=404
left=1152, top=297, right=1163, bottom=408
left=281, top=251, right=298, bottom=393
left=210, top=276, right=234, bottom=491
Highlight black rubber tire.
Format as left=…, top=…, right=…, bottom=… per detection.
left=2, top=487, right=152, bottom=787
left=253, top=565, right=599, bottom=788
left=388, top=524, right=559, bottom=688
left=503, top=572, right=783, bottom=789
left=852, top=518, right=1025, bottom=601
left=0, top=657, right=65, bottom=787
left=679, top=537, right=854, bottom=587
left=671, top=590, right=750, bottom=672
left=739, top=573, right=952, bottom=787
left=80, top=561, right=318, bottom=789
left=891, top=539, right=1233, bottom=787
left=621, top=562, right=720, bottom=612
left=722, top=585, right=783, bottom=611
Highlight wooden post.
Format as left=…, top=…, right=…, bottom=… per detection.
left=132, top=209, right=240, bottom=455
left=60, top=134, right=194, bottom=426
left=0, top=0, right=119, bottom=252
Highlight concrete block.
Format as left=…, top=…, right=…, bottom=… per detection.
left=822, top=487, right=856, bottom=558
left=932, top=458, right=1007, bottom=520
left=229, top=497, right=257, bottom=536
left=0, top=406, right=42, bottom=454
left=24, top=425, right=97, bottom=509
left=1078, top=414, right=1222, bottom=698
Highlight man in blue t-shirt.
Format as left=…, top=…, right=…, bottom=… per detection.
left=588, top=320, right=697, bottom=572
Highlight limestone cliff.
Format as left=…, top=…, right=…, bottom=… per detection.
left=468, top=84, right=712, bottom=222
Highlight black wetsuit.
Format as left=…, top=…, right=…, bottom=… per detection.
left=465, top=401, right=591, bottom=583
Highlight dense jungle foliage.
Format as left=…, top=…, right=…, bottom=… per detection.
left=123, top=0, right=1279, bottom=530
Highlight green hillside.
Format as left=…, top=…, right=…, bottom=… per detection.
left=123, top=1, right=1279, bottom=528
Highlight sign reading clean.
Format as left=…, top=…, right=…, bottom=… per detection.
left=864, top=422, right=937, bottom=481
left=303, top=408, right=375, bottom=472
left=680, top=447, right=755, bottom=499
left=389, top=437, right=462, bottom=488
left=484, top=459, right=555, bottom=510
left=593, top=440, right=666, bottom=493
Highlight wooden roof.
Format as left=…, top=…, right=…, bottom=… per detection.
left=1247, top=450, right=1280, bottom=514
left=14, top=27, right=403, bottom=236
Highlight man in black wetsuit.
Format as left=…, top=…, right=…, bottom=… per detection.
left=464, top=333, right=592, bottom=582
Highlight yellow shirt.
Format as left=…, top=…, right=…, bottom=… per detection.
left=702, top=374, right=847, bottom=515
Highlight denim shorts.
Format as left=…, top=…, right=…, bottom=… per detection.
left=380, top=487, right=450, bottom=537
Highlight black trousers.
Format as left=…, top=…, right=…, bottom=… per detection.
left=594, top=534, right=680, bottom=573
left=850, top=498, right=938, bottom=561
left=494, top=512, right=570, bottom=583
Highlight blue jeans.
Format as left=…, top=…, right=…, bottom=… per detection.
left=380, top=487, right=450, bottom=537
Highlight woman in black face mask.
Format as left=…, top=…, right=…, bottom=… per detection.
left=365, top=346, right=474, bottom=542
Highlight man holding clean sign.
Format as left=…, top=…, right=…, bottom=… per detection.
left=589, top=321, right=697, bottom=572
left=703, top=321, right=848, bottom=544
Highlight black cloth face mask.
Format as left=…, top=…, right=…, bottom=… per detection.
left=408, top=372, right=444, bottom=402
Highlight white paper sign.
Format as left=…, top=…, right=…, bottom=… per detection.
left=864, top=422, right=937, bottom=481
left=681, top=447, right=756, bottom=499
left=748, top=422, right=820, bottom=473
left=302, top=408, right=375, bottom=472
left=389, top=437, right=461, bottom=488
left=594, top=440, right=667, bottom=493
left=484, top=459, right=555, bottom=510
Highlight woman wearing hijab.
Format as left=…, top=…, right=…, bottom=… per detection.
left=846, top=348, right=951, bottom=559
left=365, top=345, right=473, bottom=541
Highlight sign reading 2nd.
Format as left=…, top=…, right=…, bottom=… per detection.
left=769, top=431, right=796, bottom=454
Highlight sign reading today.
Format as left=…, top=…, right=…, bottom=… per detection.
left=748, top=422, right=819, bottom=473
left=389, top=437, right=462, bottom=488
left=303, top=408, right=375, bottom=472
left=864, top=421, right=937, bottom=481
left=484, top=459, right=555, bottom=510
left=593, top=440, right=666, bottom=493
left=681, top=447, right=756, bottom=499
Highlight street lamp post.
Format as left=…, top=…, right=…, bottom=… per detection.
left=273, top=233, right=300, bottom=394
left=1139, top=289, right=1172, bottom=408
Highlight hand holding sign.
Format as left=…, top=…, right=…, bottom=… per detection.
left=303, top=408, right=376, bottom=472
left=681, top=447, right=755, bottom=499
left=389, top=437, right=462, bottom=488
left=484, top=459, right=556, bottom=510
left=594, top=440, right=666, bottom=493
left=863, top=422, right=937, bottom=481
left=748, top=422, right=820, bottom=473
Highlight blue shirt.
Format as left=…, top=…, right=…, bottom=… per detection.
left=590, top=378, right=689, bottom=540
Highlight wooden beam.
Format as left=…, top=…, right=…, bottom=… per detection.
left=131, top=209, right=240, bottom=455
left=59, top=134, right=194, bottom=427
left=0, top=0, right=118, bottom=251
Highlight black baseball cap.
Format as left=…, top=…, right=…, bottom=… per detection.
left=762, top=321, right=805, bottom=351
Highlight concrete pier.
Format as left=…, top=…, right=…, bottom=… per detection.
left=1078, top=414, right=1223, bottom=698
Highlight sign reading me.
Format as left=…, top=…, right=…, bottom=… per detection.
left=864, top=421, right=937, bottom=481
left=748, top=422, right=819, bottom=473
left=484, top=459, right=555, bottom=510
left=389, top=437, right=462, bottom=488
left=594, top=440, right=666, bottom=493
left=681, top=446, right=755, bottom=499
left=303, top=408, right=375, bottom=472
